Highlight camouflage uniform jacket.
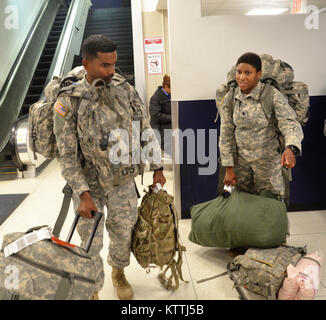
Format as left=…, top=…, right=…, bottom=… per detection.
left=218, top=81, right=304, bottom=166
left=53, top=73, right=162, bottom=196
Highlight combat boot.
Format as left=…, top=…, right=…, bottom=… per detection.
left=111, top=267, right=133, bottom=300
left=91, top=291, right=99, bottom=300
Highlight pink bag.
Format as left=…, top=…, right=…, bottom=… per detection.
left=278, top=252, right=323, bottom=300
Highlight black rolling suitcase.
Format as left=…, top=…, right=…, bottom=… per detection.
left=0, top=184, right=102, bottom=300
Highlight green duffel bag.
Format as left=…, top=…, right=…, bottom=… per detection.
left=188, top=189, right=288, bottom=249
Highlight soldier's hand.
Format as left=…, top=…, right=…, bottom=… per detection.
left=224, top=166, right=237, bottom=186
left=281, top=149, right=296, bottom=169
left=152, top=170, right=166, bottom=189
left=78, top=191, right=98, bottom=219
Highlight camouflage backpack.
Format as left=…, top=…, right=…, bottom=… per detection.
left=132, top=186, right=187, bottom=290
left=215, top=53, right=310, bottom=130
left=197, top=245, right=307, bottom=300
left=229, top=245, right=307, bottom=299
left=28, top=66, right=86, bottom=160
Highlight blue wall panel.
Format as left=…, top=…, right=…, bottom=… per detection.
left=178, top=96, right=326, bottom=219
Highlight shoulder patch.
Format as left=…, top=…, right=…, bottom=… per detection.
left=55, top=101, right=68, bottom=117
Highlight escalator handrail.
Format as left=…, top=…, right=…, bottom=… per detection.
left=41, top=0, right=86, bottom=99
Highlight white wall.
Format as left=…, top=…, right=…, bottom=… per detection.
left=131, top=0, right=147, bottom=105
left=168, top=0, right=326, bottom=100
left=142, top=0, right=159, bottom=12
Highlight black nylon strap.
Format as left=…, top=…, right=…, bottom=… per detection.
left=52, top=183, right=73, bottom=238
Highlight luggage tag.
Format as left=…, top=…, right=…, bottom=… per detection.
left=153, top=183, right=163, bottom=194
left=4, top=227, right=52, bottom=258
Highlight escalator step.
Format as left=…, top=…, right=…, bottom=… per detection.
left=48, top=36, right=60, bottom=42
left=116, top=59, right=133, bottom=66
left=43, top=48, right=56, bottom=55
left=21, top=105, right=31, bottom=114
left=37, top=61, right=52, bottom=69
left=28, top=85, right=44, bottom=94
left=32, top=78, right=46, bottom=86
left=45, top=42, right=59, bottom=49
left=52, top=26, right=64, bottom=32
left=40, top=54, right=55, bottom=62
left=53, top=20, right=66, bottom=26
left=49, top=31, right=62, bottom=36
left=24, top=96, right=40, bottom=105
left=86, top=22, right=132, bottom=28
left=34, top=69, right=49, bottom=77
left=118, top=66, right=134, bottom=73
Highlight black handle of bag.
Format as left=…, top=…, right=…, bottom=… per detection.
left=66, top=211, right=103, bottom=253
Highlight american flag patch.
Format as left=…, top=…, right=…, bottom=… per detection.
left=55, top=101, right=68, bottom=117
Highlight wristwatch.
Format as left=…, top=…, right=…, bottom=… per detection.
left=286, top=145, right=300, bottom=157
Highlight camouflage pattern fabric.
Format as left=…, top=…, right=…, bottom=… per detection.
left=54, top=72, right=162, bottom=197
left=218, top=80, right=303, bottom=197
left=284, top=81, right=310, bottom=126
left=53, top=68, right=162, bottom=293
left=0, top=230, right=97, bottom=300
left=233, top=152, right=285, bottom=197
left=132, top=187, right=187, bottom=290
left=219, top=81, right=303, bottom=167
left=28, top=66, right=86, bottom=159
left=230, top=245, right=306, bottom=299
left=73, top=179, right=139, bottom=291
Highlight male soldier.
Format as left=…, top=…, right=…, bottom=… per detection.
left=219, top=52, right=303, bottom=202
left=53, top=34, right=165, bottom=300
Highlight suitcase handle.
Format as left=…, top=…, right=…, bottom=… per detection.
left=66, top=211, right=103, bottom=253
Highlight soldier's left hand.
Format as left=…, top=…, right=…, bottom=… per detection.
left=152, top=170, right=166, bottom=189
left=281, top=149, right=296, bottom=169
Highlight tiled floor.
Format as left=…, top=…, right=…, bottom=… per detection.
left=0, top=159, right=325, bottom=300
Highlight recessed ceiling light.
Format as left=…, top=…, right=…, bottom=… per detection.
left=246, top=8, right=289, bottom=15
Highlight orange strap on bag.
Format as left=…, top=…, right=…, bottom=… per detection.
left=51, top=236, right=76, bottom=248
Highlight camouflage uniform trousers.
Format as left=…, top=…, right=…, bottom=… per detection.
left=233, top=150, right=285, bottom=198
left=72, top=179, right=138, bottom=292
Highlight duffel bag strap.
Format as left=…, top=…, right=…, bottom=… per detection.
left=227, top=262, right=248, bottom=300
left=54, top=276, right=73, bottom=300
left=52, top=183, right=73, bottom=238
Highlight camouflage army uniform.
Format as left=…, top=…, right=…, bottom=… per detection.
left=53, top=73, right=162, bottom=291
left=218, top=81, right=303, bottom=197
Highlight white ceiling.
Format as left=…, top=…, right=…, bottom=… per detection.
left=201, top=0, right=326, bottom=16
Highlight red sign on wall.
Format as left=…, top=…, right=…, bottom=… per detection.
left=144, top=37, right=164, bottom=53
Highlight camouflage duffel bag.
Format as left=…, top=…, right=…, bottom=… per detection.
left=0, top=212, right=102, bottom=300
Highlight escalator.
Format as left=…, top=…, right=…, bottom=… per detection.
left=0, top=0, right=135, bottom=180
left=0, top=0, right=91, bottom=179
left=0, top=3, right=70, bottom=179
left=72, top=5, right=134, bottom=85
left=19, top=7, right=69, bottom=118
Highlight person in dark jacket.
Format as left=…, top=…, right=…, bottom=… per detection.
left=149, top=75, right=172, bottom=155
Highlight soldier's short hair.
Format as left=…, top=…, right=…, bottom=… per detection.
left=236, top=52, right=262, bottom=72
left=82, top=34, right=117, bottom=60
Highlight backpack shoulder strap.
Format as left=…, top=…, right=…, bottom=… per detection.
left=259, top=81, right=280, bottom=134
left=58, top=83, right=92, bottom=117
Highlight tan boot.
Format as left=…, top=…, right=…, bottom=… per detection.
left=111, top=267, right=133, bottom=300
left=91, top=291, right=99, bottom=300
